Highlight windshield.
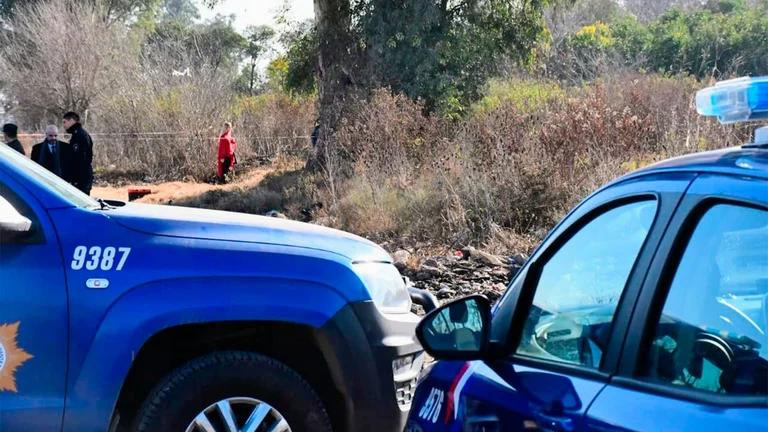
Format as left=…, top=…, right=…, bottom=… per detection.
left=0, top=142, right=99, bottom=208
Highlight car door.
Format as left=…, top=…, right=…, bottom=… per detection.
left=0, top=172, right=69, bottom=431
left=585, top=174, right=768, bottom=431
left=429, top=174, right=694, bottom=432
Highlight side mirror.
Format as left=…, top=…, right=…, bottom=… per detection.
left=0, top=195, right=31, bottom=233
left=416, top=295, right=491, bottom=360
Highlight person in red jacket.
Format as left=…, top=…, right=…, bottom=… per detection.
left=217, top=122, right=237, bottom=183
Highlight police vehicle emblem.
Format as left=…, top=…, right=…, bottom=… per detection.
left=0, top=322, right=33, bottom=392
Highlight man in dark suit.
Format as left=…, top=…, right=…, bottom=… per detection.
left=2, top=123, right=25, bottom=155
left=31, top=125, right=73, bottom=183
left=62, top=111, right=93, bottom=195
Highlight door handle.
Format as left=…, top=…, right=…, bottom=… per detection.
left=536, top=412, right=575, bottom=432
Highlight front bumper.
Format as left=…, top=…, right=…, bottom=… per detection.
left=315, top=301, right=424, bottom=432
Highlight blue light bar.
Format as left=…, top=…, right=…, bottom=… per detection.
left=696, top=76, right=768, bottom=124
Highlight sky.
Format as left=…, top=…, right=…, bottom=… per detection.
left=197, top=0, right=315, bottom=32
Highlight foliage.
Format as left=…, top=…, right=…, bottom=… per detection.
left=472, top=79, right=565, bottom=114
left=236, top=25, right=276, bottom=95
left=549, top=2, right=768, bottom=80
left=307, top=0, right=554, bottom=171
left=143, top=14, right=245, bottom=73
left=279, top=20, right=317, bottom=95
left=640, top=6, right=768, bottom=78
left=354, top=0, right=552, bottom=113
left=0, top=0, right=133, bottom=122
left=320, top=74, right=748, bottom=247
left=244, top=25, right=276, bottom=61
left=570, top=22, right=614, bottom=50
left=265, top=57, right=290, bottom=92
left=1, top=0, right=161, bottom=24
left=544, top=0, right=620, bottom=43
left=229, top=92, right=316, bottom=157
left=159, top=0, right=199, bottom=25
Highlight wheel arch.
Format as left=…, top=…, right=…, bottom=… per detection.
left=63, top=277, right=350, bottom=432
left=111, top=321, right=347, bottom=432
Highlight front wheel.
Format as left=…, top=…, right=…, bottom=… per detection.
left=133, top=351, right=332, bottom=432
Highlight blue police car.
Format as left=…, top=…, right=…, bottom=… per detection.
left=406, top=77, right=768, bottom=431
left=0, top=138, right=437, bottom=431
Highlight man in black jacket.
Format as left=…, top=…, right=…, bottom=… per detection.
left=31, top=125, right=73, bottom=183
left=3, top=123, right=25, bottom=155
left=62, top=112, right=93, bottom=195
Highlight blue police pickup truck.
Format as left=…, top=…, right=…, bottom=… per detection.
left=406, top=76, right=768, bottom=432
left=0, top=142, right=433, bottom=432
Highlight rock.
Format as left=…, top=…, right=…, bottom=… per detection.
left=265, top=210, right=287, bottom=219
left=491, top=268, right=509, bottom=278
left=300, top=202, right=324, bottom=222
left=312, top=215, right=338, bottom=226
left=419, top=264, right=443, bottom=276
left=415, top=264, right=443, bottom=281
left=388, top=248, right=529, bottom=313
left=462, top=246, right=506, bottom=267
left=392, top=250, right=411, bottom=270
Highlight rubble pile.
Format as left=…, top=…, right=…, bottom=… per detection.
left=392, top=247, right=525, bottom=309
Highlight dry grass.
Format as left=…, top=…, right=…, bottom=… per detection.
left=90, top=73, right=751, bottom=259
left=322, top=73, right=749, bottom=253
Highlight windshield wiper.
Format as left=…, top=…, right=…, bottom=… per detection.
left=96, top=198, right=116, bottom=210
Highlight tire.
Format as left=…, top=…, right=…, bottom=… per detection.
left=133, top=351, right=332, bottom=432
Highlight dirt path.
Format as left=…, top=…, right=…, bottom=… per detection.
left=91, top=166, right=278, bottom=204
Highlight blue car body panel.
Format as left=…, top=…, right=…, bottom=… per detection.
left=0, top=144, right=413, bottom=431
left=408, top=147, right=768, bottom=432
left=108, top=202, right=390, bottom=262
left=409, top=361, right=606, bottom=432
left=0, top=166, right=69, bottom=431
left=585, top=383, right=767, bottom=431
left=53, top=209, right=371, bottom=431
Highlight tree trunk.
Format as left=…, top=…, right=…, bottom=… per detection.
left=249, top=62, right=256, bottom=95
left=308, top=0, right=362, bottom=170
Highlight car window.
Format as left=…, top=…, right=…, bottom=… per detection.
left=643, top=204, right=768, bottom=395
left=516, top=200, right=657, bottom=369
left=0, top=183, right=44, bottom=244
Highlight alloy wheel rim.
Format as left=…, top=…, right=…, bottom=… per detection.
left=185, top=396, right=291, bottom=432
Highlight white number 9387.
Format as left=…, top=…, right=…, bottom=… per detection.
left=71, top=246, right=131, bottom=271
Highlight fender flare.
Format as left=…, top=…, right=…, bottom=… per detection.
left=62, top=276, right=348, bottom=432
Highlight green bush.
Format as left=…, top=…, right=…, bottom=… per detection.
left=618, top=5, right=768, bottom=78
left=548, top=3, right=768, bottom=81
left=472, top=79, right=566, bottom=114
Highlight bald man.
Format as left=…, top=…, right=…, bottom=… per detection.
left=31, top=125, right=74, bottom=183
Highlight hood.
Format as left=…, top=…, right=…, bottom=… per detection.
left=107, top=203, right=391, bottom=262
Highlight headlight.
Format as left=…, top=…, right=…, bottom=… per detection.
left=354, top=262, right=412, bottom=313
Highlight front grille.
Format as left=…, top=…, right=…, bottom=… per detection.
left=395, top=377, right=418, bottom=409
